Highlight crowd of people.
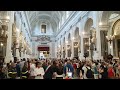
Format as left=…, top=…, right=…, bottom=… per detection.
left=0, top=58, right=120, bottom=79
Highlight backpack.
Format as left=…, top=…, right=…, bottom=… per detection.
left=86, top=67, right=94, bottom=78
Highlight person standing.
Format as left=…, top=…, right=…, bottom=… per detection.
left=99, top=65, right=108, bottom=79
left=108, top=62, right=115, bottom=79
left=42, top=62, right=47, bottom=71
left=20, top=59, right=25, bottom=72
left=82, top=62, right=87, bottom=79
left=63, top=60, right=74, bottom=78
left=43, top=61, right=58, bottom=79
left=29, top=59, right=36, bottom=79
left=93, top=62, right=99, bottom=79
left=16, top=61, right=21, bottom=79
left=34, top=62, right=45, bottom=79
left=0, top=67, right=6, bottom=79
left=8, top=63, right=17, bottom=79
left=21, top=62, right=29, bottom=79
left=56, top=62, right=64, bottom=79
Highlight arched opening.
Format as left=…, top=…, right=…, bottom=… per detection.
left=112, top=19, right=120, bottom=58
left=83, top=18, right=93, bottom=60
left=38, top=45, right=50, bottom=59
left=73, top=27, right=80, bottom=59
left=100, top=11, right=120, bottom=60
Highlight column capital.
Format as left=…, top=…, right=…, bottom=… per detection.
left=99, top=25, right=109, bottom=31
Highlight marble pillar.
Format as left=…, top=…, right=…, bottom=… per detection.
left=80, top=35, right=84, bottom=60
left=65, top=34, right=68, bottom=58
left=115, top=39, right=118, bottom=57
left=24, top=50, right=26, bottom=59
left=5, top=11, right=14, bottom=63
left=98, top=25, right=109, bottom=60
left=70, top=29, right=74, bottom=59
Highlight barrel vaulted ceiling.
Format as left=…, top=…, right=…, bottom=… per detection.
left=26, top=11, right=67, bottom=33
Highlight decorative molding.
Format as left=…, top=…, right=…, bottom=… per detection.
left=35, top=35, right=52, bottom=42
left=99, top=25, right=110, bottom=31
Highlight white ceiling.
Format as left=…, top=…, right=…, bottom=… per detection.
left=26, top=11, right=66, bottom=33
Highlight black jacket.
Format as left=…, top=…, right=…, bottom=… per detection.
left=44, top=65, right=58, bottom=79
left=0, top=72, right=5, bottom=79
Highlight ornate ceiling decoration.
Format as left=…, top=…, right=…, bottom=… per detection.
left=35, top=35, right=52, bottom=42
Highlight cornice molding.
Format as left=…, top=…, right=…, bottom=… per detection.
left=55, top=11, right=89, bottom=37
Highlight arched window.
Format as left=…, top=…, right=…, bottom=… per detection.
left=41, top=24, right=46, bottom=33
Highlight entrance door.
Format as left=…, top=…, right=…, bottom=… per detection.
left=38, top=47, right=50, bottom=59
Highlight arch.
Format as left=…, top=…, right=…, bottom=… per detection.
left=84, top=18, right=93, bottom=33
left=100, top=11, right=120, bottom=25
left=74, top=27, right=79, bottom=39
left=68, top=33, right=71, bottom=42
left=112, top=19, right=120, bottom=36
left=63, top=37, right=65, bottom=44
left=111, top=18, right=120, bottom=57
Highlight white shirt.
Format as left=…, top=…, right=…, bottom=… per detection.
left=30, top=63, right=36, bottom=76
left=34, top=67, right=45, bottom=79
left=82, top=66, right=90, bottom=79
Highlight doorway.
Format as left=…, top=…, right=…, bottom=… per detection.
left=38, top=46, right=50, bottom=59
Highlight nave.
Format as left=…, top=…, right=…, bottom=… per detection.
left=0, top=11, right=120, bottom=79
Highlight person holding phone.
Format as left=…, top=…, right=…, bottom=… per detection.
left=34, top=62, right=45, bottom=79
left=63, top=60, right=74, bottom=78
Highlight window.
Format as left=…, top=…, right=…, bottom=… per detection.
left=41, top=24, right=46, bottom=33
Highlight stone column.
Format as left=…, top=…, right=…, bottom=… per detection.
left=88, top=37, right=91, bottom=59
left=15, top=32, right=20, bottom=60
left=24, top=50, right=26, bottom=59
left=96, top=31, right=101, bottom=60
left=70, top=28, right=74, bottom=59
left=65, top=33, right=68, bottom=58
left=5, top=11, right=14, bottom=63
left=49, top=40, right=55, bottom=58
left=98, top=25, right=109, bottom=60
left=115, top=39, right=118, bottom=57
left=21, top=37, right=24, bottom=60
left=110, top=41, right=114, bottom=55
left=55, top=41, right=57, bottom=58
left=80, top=35, right=84, bottom=60
left=15, top=12, right=22, bottom=61
left=21, top=50, right=23, bottom=60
